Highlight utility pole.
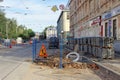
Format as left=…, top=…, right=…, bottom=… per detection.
left=6, top=21, right=9, bottom=39
left=0, top=0, right=3, bottom=2
left=59, top=30, right=64, bottom=69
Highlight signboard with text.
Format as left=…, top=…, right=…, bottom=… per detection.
left=89, top=16, right=101, bottom=26
left=102, top=5, right=120, bottom=20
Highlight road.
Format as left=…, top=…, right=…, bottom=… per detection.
left=0, top=40, right=59, bottom=80
left=0, top=41, right=102, bottom=80
left=0, top=42, right=45, bottom=80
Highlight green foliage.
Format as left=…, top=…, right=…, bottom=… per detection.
left=0, top=10, right=35, bottom=40
left=27, top=29, right=35, bottom=38
left=0, top=10, right=7, bottom=35
left=18, top=29, right=35, bottom=40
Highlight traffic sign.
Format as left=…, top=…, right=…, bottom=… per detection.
left=38, top=44, right=48, bottom=58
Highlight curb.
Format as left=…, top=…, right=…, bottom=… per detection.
left=83, top=56, right=120, bottom=80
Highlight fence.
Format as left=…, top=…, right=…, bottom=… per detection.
left=66, top=37, right=115, bottom=59
left=32, top=39, right=46, bottom=62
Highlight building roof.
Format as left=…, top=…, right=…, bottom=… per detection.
left=57, top=9, right=70, bottom=23
left=46, top=27, right=56, bottom=31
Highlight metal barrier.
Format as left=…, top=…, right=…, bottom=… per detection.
left=32, top=39, right=37, bottom=62
left=66, top=37, right=114, bottom=59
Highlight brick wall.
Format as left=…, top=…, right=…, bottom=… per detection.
left=69, top=0, right=120, bottom=37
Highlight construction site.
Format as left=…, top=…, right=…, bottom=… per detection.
left=0, top=0, right=120, bottom=80
left=29, top=37, right=120, bottom=80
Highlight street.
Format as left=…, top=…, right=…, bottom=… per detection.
left=0, top=41, right=102, bottom=80
left=0, top=43, right=32, bottom=79
left=0, top=40, right=62, bottom=80
left=0, top=0, right=120, bottom=80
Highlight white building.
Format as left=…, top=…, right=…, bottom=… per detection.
left=46, top=27, right=57, bottom=39
left=35, top=32, right=40, bottom=39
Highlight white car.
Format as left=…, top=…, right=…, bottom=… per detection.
left=16, top=37, right=23, bottom=44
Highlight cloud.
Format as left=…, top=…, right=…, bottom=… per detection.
left=0, top=0, right=68, bottom=32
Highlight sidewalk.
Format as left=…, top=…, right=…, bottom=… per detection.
left=2, top=58, right=120, bottom=80
left=3, top=62, right=102, bottom=80
left=92, top=59, right=120, bottom=80
left=83, top=55, right=120, bottom=80
left=97, top=58, right=120, bottom=76
left=3, top=62, right=30, bottom=80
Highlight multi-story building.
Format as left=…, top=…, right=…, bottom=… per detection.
left=68, top=0, right=120, bottom=40
left=46, top=27, right=57, bottom=40
left=57, top=9, right=70, bottom=43
left=35, top=32, right=40, bottom=39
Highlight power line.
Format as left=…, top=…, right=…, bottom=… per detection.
left=20, top=0, right=29, bottom=9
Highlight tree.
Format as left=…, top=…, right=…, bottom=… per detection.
left=27, top=29, right=35, bottom=38
left=0, top=10, right=7, bottom=38
left=0, top=9, right=35, bottom=40
left=9, top=18, right=18, bottom=38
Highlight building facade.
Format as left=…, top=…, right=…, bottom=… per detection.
left=46, top=27, right=57, bottom=40
left=35, top=32, right=40, bottom=39
left=69, top=0, right=120, bottom=40
left=57, top=10, right=70, bottom=42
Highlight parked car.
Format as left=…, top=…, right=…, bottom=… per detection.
left=48, top=37, right=59, bottom=49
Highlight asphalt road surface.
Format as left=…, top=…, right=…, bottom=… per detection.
left=0, top=41, right=103, bottom=80
left=0, top=41, right=48, bottom=80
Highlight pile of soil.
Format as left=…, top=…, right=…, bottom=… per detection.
left=36, top=55, right=99, bottom=70
left=34, top=48, right=99, bottom=70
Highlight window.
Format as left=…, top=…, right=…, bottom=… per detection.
left=105, top=22, right=108, bottom=37
left=67, top=13, right=70, bottom=20
left=113, top=19, right=117, bottom=39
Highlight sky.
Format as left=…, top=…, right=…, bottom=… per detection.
left=0, top=0, right=68, bottom=32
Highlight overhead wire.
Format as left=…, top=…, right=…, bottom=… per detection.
left=20, top=0, right=28, bottom=9
left=18, top=0, right=30, bottom=15
left=0, top=0, right=29, bottom=15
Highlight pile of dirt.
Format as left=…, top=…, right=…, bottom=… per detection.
left=35, top=48, right=99, bottom=70
left=36, top=55, right=99, bottom=70
left=63, top=62, right=87, bottom=69
left=36, top=57, right=72, bottom=68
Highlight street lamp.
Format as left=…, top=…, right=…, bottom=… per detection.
left=59, top=30, right=64, bottom=69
